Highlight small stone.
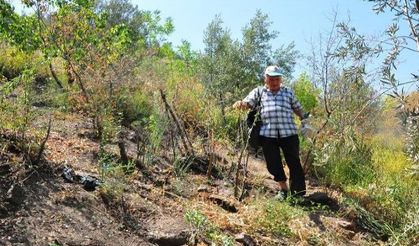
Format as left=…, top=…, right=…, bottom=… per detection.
left=338, top=220, right=356, bottom=231
left=148, top=231, right=190, bottom=246
left=235, top=233, right=256, bottom=246
left=197, top=185, right=209, bottom=192
left=6, top=184, right=25, bottom=205
left=208, top=194, right=239, bottom=213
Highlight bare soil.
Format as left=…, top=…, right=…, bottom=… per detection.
left=0, top=111, right=382, bottom=246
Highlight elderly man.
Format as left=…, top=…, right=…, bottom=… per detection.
left=233, top=65, right=306, bottom=197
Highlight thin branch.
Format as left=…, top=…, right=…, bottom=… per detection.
left=380, top=40, right=419, bottom=53
left=302, top=110, right=332, bottom=171
left=350, top=80, right=419, bottom=125
left=403, top=0, right=419, bottom=51
left=33, top=2, right=65, bottom=90
left=67, top=58, right=90, bottom=103
left=48, top=63, right=64, bottom=89
left=34, top=114, right=52, bottom=166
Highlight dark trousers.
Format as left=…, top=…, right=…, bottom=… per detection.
left=261, top=135, right=306, bottom=195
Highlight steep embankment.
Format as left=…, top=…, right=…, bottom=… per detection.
left=1, top=111, right=383, bottom=246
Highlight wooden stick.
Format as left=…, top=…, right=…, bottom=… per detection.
left=159, top=89, right=194, bottom=156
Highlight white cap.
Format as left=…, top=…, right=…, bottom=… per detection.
left=264, top=65, right=283, bottom=77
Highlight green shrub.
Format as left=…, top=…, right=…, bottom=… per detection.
left=0, top=43, right=28, bottom=79
left=173, top=156, right=194, bottom=177
left=313, top=133, right=376, bottom=189
left=292, top=73, right=320, bottom=113
left=48, top=89, right=69, bottom=110
left=388, top=204, right=419, bottom=245
left=344, top=197, right=392, bottom=239
left=118, top=88, right=152, bottom=126
left=368, top=140, right=418, bottom=242
left=0, top=43, right=50, bottom=84
left=257, top=200, right=295, bottom=237
left=336, top=133, right=419, bottom=244
left=222, top=109, right=241, bottom=141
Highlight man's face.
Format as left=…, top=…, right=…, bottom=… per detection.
left=265, top=75, right=282, bottom=92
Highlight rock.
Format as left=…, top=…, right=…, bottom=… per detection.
left=149, top=230, right=190, bottom=246
left=197, top=185, right=209, bottom=192
left=147, top=216, right=192, bottom=246
left=262, top=179, right=280, bottom=193
left=0, top=164, right=11, bottom=176
left=208, top=194, right=239, bottom=213
left=6, top=184, right=25, bottom=206
left=337, top=219, right=357, bottom=231
left=235, top=233, right=256, bottom=246
left=305, top=192, right=340, bottom=211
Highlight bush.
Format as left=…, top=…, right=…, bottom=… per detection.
left=369, top=138, right=418, bottom=239
left=0, top=43, right=50, bottom=84
left=144, top=96, right=168, bottom=156
left=331, top=132, right=419, bottom=244
left=118, top=88, right=152, bottom=126
left=216, top=107, right=240, bottom=141
left=0, top=43, right=28, bottom=79
left=292, top=73, right=319, bottom=113
left=313, top=132, right=376, bottom=189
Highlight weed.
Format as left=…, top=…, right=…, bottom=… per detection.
left=97, top=145, right=133, bottom=203
left=185, top=209, right=234, bottom=245
left=143, top=95, right=168, bottom=164
left=171, top=178, right=194, bottom=197
left=313, top=133, right=376, bottom=189
left=118, top=88, right=151, bottom=126
left=307, top=234, right=324, bottom=246
left=99, top=178, right=126, bottom=203
left=185, top=209, right=209, bottom=232
left=243, top=198, right=303, bottom=238
left=387, top=204, right=419, bottom=245
left=173, top=156, right=194, bottom=177
left=344, top=197, right=392, bottom=240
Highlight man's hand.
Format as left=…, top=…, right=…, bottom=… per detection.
left=232, top=100, right=250, bottom=110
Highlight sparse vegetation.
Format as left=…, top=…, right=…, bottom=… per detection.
left=0, top=0, right=417, bottom=245
left=185, top=209, right=235, bottom=245
left=243, top=198, right=303, bottom=237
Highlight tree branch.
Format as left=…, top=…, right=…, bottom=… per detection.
left=403, top=0, right=419, bottom=51
left=159, top=89, right=194, bottom=156
left=34, top=115, right=52, bottom=166
left=48, top=62, right=64, bottom=89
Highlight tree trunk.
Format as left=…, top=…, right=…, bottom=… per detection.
left=49, top=63, right=64, bottom=89
left=219, top=92, right=227, bottom=126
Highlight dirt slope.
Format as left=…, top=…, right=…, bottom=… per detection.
left=0, top=112, right=382, bottom=246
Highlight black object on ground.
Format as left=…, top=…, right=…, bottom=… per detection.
left=61, top=167, right=101, bottom=191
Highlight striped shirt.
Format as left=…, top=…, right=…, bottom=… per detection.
left=243, top=85, right=302, bottom=138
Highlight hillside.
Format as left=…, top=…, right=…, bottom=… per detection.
left=1, top=1, right=418, bottom=245
left=1, top=110, right=388, bottom=246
